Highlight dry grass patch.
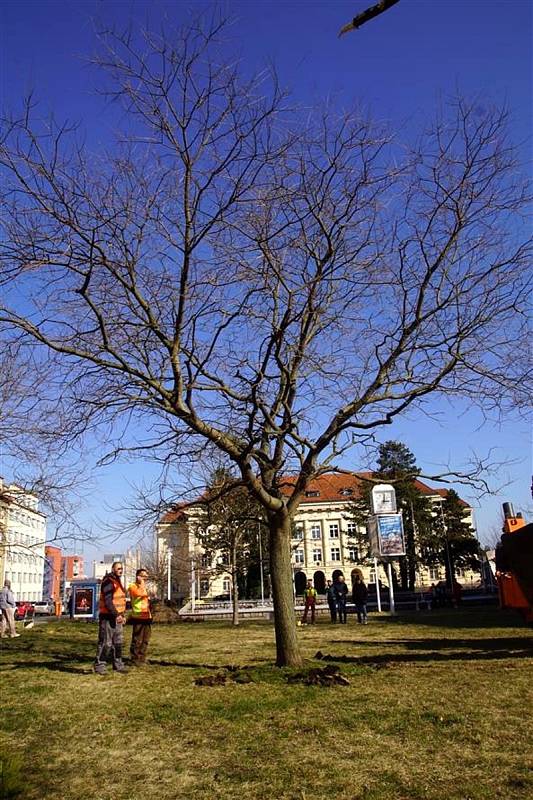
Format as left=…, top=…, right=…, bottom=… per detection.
left=0, top=608, right=531, bottom=800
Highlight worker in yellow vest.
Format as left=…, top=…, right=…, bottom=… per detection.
left=127, top=568, right=153, bottom=666
left=302, top=579, right=318, bottom=624
left=93, top=561, right=127, bottom=674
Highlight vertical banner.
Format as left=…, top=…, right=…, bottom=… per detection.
left=367, top=513, right=405, bottom=557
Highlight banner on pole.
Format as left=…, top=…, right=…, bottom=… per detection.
left=368, top=513, right=405, bottom=557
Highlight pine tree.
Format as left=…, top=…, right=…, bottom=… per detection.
left=376, top=442, right=434, bottom=591
left=344, top=442, right=434, bottom=591
left=431, top=489, right=479, bottom=588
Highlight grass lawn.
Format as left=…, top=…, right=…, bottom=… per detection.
left=1, top=607, right=532, bottom=800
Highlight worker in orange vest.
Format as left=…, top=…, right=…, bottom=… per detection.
left=127, top=568, right=153, bottom=666
left=93, top=561, right=127, bottom=675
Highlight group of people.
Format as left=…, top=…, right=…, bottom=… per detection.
left=430, top=579, right=463, bottom=609
left=93, top=561, right=153, bottom=674
left=302, top=573, right=369, bottom=625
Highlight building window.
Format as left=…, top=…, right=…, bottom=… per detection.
left=293, top=526, right=304, bottom=540
left=312, top=549, right=322, bottom=563
left=340, top=488, right=353, bottom=496
left=311, top=524, right=321, bottom=540
left=429, top=567, right=440, bottom=581
left=222, top=577, right=230, bottom=593
left=329, top=524, right=339, bottom=538
left=331, top=548, right=341, bottom=562
left=200, top=579, right=210, bottom=595
left=306, top=490, right=320, bottom=497
left=201, top=553, right=211, bottom=568
left=348, top=547, right=358, bottom=562
left=346, top=522, right=357, bottom=536
left=294, top=550, right=304, bottom=564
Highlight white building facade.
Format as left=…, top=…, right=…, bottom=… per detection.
left=0, top=478, right=47, bottom=602
left=156, top=472, right=479, bottom=603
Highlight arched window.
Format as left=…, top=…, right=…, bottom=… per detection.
left=313, top=571, right=326, bottom=593
left=294, top=571, right=307, bottom=595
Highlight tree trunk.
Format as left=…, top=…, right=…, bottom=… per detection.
left=231, top=541, right=239, bottom=627
left=444, top=540, right=455, bottom=589
left=399, top=555, right=408, bottom=591
left=269, top=510, right=303, bottom=668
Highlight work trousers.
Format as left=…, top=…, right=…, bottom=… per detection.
left=94, top=617, right=125, bottom=672
left=302, top=599, right=316, bottom=624
left=337, top=600, right=347, bottom=624
left=0, top=607, right=17, bottom=637
left=130, top=621, right=152, bottom=663
left=355, top=602, right=367, bottom=623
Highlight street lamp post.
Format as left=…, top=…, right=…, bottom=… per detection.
left=258, top=523, right=265, bottom=604
left=166, top=548, right=172, bottom=601
left=190, top=556, right=196, bottom=612
left=439, top=502, right=453, bottom=587
left=373, top=557, right=382, bottom=612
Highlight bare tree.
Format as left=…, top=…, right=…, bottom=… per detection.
left=193, top=468, right=265, bottom=626
left=0, top=17, right=530, bottom=666
left=0, top=339, right=95, bottom=550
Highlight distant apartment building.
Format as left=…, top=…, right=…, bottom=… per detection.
left=43, top=545, right=62, bottom=601
left=156, top=472, right=479, bottom=602
left=92, top=548, right=141, bottom=589
left=0, top=478, right=47, bottom=601
left=62, top=554, right=84, bottom=581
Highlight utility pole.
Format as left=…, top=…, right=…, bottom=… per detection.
left=258, top=522, right=265, bottom=604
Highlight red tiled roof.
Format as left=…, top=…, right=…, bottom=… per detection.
left=159, top=471, right=468, bottom=522
left=280, top=472, right=465, bottom=504
left=159, top=506, right=189, bottom=525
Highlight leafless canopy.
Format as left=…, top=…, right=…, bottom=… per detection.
left=0, top=16, right=530, bottom=664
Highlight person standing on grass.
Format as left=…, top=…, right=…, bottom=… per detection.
left=302, top=579, right=318, bottom=624
left=0, top=579, right=20, bottom=638
left=127, top=568, right=153, bottom=666
left=325, top=579, right=337, bottom=623
left=93, top=562, right=127, bottom=674
left=352, top=573, right=369, bottom=624
left=333, top=574, right=348, bottom=624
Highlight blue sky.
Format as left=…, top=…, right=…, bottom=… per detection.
left=1, top=0, right=531, bottom=558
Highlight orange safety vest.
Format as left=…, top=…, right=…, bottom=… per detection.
left=98, top=574, right=126, bottom=616
left=128, top=582, right=152, bottom=620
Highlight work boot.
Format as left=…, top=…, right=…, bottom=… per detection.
left=93, top=664, right=107, bottom=675
left=113, top=662, right=128, bottom=673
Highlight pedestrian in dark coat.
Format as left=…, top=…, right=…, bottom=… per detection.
left=333, top=575, right=348, bottom=623
left=352, top=574, right=368, bottom=624
left=325, top=579, right=337, bottom=623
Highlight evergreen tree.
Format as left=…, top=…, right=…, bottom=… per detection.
left=429, top=489, right=480, bottom=588
left=376, top=441, right=434, bottom=591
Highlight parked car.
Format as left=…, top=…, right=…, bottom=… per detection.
left=34, top=600, right=55, bottom=615
left=14, top=601, right=35, bottom=620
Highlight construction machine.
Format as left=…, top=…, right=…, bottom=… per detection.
left=495, top=502, right=533, bottom=623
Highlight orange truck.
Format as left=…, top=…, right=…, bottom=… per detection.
left=495, top=502, right=533, bottom=624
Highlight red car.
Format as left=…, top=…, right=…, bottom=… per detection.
left=14, top=601, right=35, bottom=620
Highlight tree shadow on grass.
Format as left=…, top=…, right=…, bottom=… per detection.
left=389, top=608, right=529, bottom=630
left=316, top=637, right=533, bottom=667
left=330, top=637, right=533, bottom=651
left=0, top=660, right=93, bottom=674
